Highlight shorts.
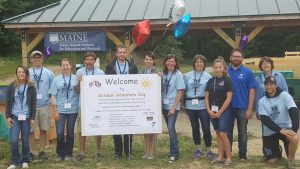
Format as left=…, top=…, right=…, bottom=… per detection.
left=30, top=105, right=51, bottom=132
left=263, top=133, right=289, bottom=160
left=211, top=109, right=232, bottom=133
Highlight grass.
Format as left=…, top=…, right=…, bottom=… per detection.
left=0, top=56, right=22, bottom=81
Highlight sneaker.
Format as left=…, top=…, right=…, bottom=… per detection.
left=239, top=155, right=247, bottom=161
left=193, top=150, right=204, bottom=159
left=76, top=154, right=85, bottom=161
left=142, top=154, right=148, bottom=159
left=55, top=156, right=63, bottom=162
left=169, top=156, right=177, bottom=163
left=223, top=160, right=232, bottom=166
left=7, top=165, right=17, bottom=169
left=287, top=160, right=297, bottom=169
left=95, top=153, right=101, bottom=161
left=29, top=153, right=35, bottom=162
left=126, top=154, right=134, bottom=160
left=64, top=156, right=72, bottom=161
left=211, top=159, right=225, bottom=164
left=206, top=151, right=216, bottom=160
left=114, top=154, right=121, bottom=160
left=21, top=163, right=29, bottom=168
left=38, top=151, right=48, bottom=160
left=147, top=154, right=155, bottom=160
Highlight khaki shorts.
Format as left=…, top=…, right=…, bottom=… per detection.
left=30, top=105, right=51, bottom=132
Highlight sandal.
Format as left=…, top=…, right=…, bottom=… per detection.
left=224, top=160, right=232, bottom=166
left=211, top=159, right=225, bottom=164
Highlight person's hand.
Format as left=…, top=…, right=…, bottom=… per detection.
left=256, top=114, right=261, bottom=120
left=207, top=110, right=215, bottom=118
left=6, top=117, right=14, bottom=128
left=55, top=111, right=60, bottom=121
left=30, top=120, right=35, bottom=126
left=280, top=129, right=296, bottom=140
left=246, top=110, right=253, bottom=119
left=167, top=109, right=175, bottom=117
left=77, top=75, right=82, bottom=82
left=214, top=112, right=221, bottom=119
left=181, top=106, right=186, bottom=113
left=157, top=72, right=163, bottom=77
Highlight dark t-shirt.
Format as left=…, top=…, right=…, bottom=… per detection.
left=205, top=76, right=232, bottom=109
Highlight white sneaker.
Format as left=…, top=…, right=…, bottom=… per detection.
left=7, top=165, right=17, bottom=169
left=22, top=163, right=29, bottom=168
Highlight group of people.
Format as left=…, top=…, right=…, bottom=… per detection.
left=5, top=45, right=299, bottom=169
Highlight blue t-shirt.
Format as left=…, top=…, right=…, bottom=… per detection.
left=258, top=91, right=296, bottom=136
left=255, top=71, right=288, bottom=113
left=228, top=65, right=256, bottom=109
left=12, top=84, right=29, bottom=118
left=76, top=67, right=105, bottom=76
left=29, top=67, right=54, bottom=107
left=184, top=70, right=211, bottom=110
left=49, top=74, right=79, bottom=114
left=115, top=60, right=129, bottom=75
left=162, top=70, right=185, bottom=110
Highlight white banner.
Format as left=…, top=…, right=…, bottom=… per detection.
left=81, top=74, right=162, bottom=136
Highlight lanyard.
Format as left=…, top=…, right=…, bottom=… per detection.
left=33, top=67, right=43, bottom=91
left=143, top=67, right=153, bottom=74
left=213, top=77, right=217, bottom=105
left=194, top=71, right=203, bottom=96
left=85, top=68, right=94, bottom=75
left=62, top=74, right=71, bottom=100
left=17, top=84, right=27, bottom=109
left=164, top=72, right=174, bottom=95
left=116, top=60, right=127, bottom=74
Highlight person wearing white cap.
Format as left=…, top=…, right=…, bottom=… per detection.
left=28, top=50, right=54, bottom=161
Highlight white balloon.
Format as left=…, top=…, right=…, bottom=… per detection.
left=171, top=0, right=186, bottom=23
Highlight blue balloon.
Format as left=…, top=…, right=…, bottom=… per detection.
left=173, top=13, right=191, bottom=39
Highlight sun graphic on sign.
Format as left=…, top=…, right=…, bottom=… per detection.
left=141, top=78, right=152, bottom=90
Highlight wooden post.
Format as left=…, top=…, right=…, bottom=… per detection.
left=247, top=26, right=264, bottom=43
left=21, top=30, right=29, bottom=66
left=234, top=26, right=242, bottom=48
left=212, top=28, right=235, bottom=48
left=124, top=31, right=131, bottom=56
left=106, top=32, right=124, bottom=46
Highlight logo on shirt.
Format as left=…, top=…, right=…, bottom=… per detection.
left=89, top=80, right=101, bottom=88
left=270, top=105, right=280, bottom=121
left=219, top=81, right=224, bottom=86
left=238, top=74, right=244, bottom=79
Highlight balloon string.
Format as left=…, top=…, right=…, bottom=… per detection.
left=152, top=23, right=172, bottom=55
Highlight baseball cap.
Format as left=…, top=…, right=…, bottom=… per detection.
left=30, top=50, right=43, bottom=59
left=264, top=76, right=277, bottom=85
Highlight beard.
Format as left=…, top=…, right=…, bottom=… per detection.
left=230, top=60, right=242, bottom=67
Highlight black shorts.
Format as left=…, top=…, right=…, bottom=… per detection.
left=263, top=133, right=289, bottom=160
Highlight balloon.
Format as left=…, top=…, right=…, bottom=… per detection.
left=44, top=47, right=51, bottom=59
left=132, top=20, right=150, bottom=46
left=173, top=13, right=191, bottom=39
left=239, top=35, right=248, bottom=50
left=170, top=0, right=186, bottom=23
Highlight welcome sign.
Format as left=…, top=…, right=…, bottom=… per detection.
left=80, top=74, right=162, bottom=136
left=44, top=31, right=106, bottom=52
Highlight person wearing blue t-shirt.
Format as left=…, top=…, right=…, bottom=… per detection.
left=75, top=52, right=105, bottom=162
left=28, top=51, right=54, bottom=161
left=6, top=65, right=36, bottom=169
left=227, top=48, right=256, bottom=160
left=255, top=56, right=288, bottom=161
left=49, top=58, right=79, bottom=161
left=105, top=45, right=138, bottom=160
left=182, top=54, right=215, bottom=160
left=162, top=54, right=185, bottom=162
left=258, top=76, right=299, bottom=169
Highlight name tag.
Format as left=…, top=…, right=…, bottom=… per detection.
left=18, top=115, right=26, bottom=121
left=64, top=103, right=72, bottom=109
left=191, top=99, right=199, bottom=105
left=211, top=105, right=219, bottom=112
left=37, top=93, right=43, bottom=100
left=163, top=99, right=169, bottom=105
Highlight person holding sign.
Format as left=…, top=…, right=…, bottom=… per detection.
left=28, top=51, right=54, bottom=161
left=183, top=54, right=215, bottom=160
left=105, top=45, right=138, bottom=160
left=205, top=57, right=233, bottom=166
left=6, top=65, right=36, bottom=169
left=161, top=54, right=185, bottom=163
left=49, top=58, right=79, bottom=161
left=139, top=51, right=158, bottom=160
left=75, top=52, right=105, bottom=161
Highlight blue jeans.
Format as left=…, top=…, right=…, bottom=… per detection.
left=56, top=113, right=78, bottom=157
left=229, top=108, right=248, bottom=157
left=186, top=109, right=212, bottom=147
left=10, top=115, right=30, bottom=165
left=162, top=109, right=179, bottom=158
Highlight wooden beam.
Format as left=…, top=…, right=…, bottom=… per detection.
left=26, top=32, right=44, bottom=52
left=106, top=32, right=124, bottom=46
left=213, top=28, right=235, bottom=48
left=130, top=42, right=137, bottom=53
left=247, top=26, right=264, bottom=43
left=124, top=31, right=131, bottom=56
left=234, top=27, right=242, bottom=48
left=21, top=30, right=28, bottom=66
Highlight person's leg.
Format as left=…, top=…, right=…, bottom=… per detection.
left=186, top=109, right=201, bottom=148
left=124, top=134, right=133, bottom=157
left=20, top=119, right=30, bottom=163
left=216, top=132, right=224, bottom=161
left=228, top=108, right=236, bottom=150
left=10, top=116, right=21, bottom=166
left=143, top=134, right=150, bottom=157
left=149, top=134, right=156, bottom=158
left=95, top=136, right=102, bottom=155
left=65, top=113, right=78, bottom=158
left=55, top=113, right=66, bottom=158
left=38, top=105, right=51, bottom=156
left=166, top=110, right=179, bottom=159
left=199, top=109, right=212, bottom=151
left=29, top=109, right=39, bottom=158
left=285, top=135, right=298, bottom=160
left=263, top=134, right=281, bottom=165
left=113, top=135, right=123, bottom=157
left=235, top=108, right=248, bottom=159
left=219, top=132, right=231, bottom=162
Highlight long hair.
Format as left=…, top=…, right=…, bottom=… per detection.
left=163, top=54, right=180, bottom=74
left=14, top=65, right=34, bottom=86
left=213, top=56, right=228, bottom=77
left=258, top=56, right=274, bottom=71
left=144, top=51, right=155, bottom=66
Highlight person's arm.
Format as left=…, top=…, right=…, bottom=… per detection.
left=246, top=88, right=255, bottom=119
left=168, top=89, right=184, bottom=116
left=215, top=91, right=232, bottom=118
left=205, top=91, right=214, bottom=118
left=75, top=75, right=82, bottom=93
left=260, top=115, right=282, bottom=132
left=30, top=85, right=37, bottom=126
left=51, top=95, right=60, bottom=121
left=288, top=107, right=299, bottom=132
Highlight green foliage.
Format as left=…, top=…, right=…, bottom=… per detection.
left=152, top=36, right=184, bottom=61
